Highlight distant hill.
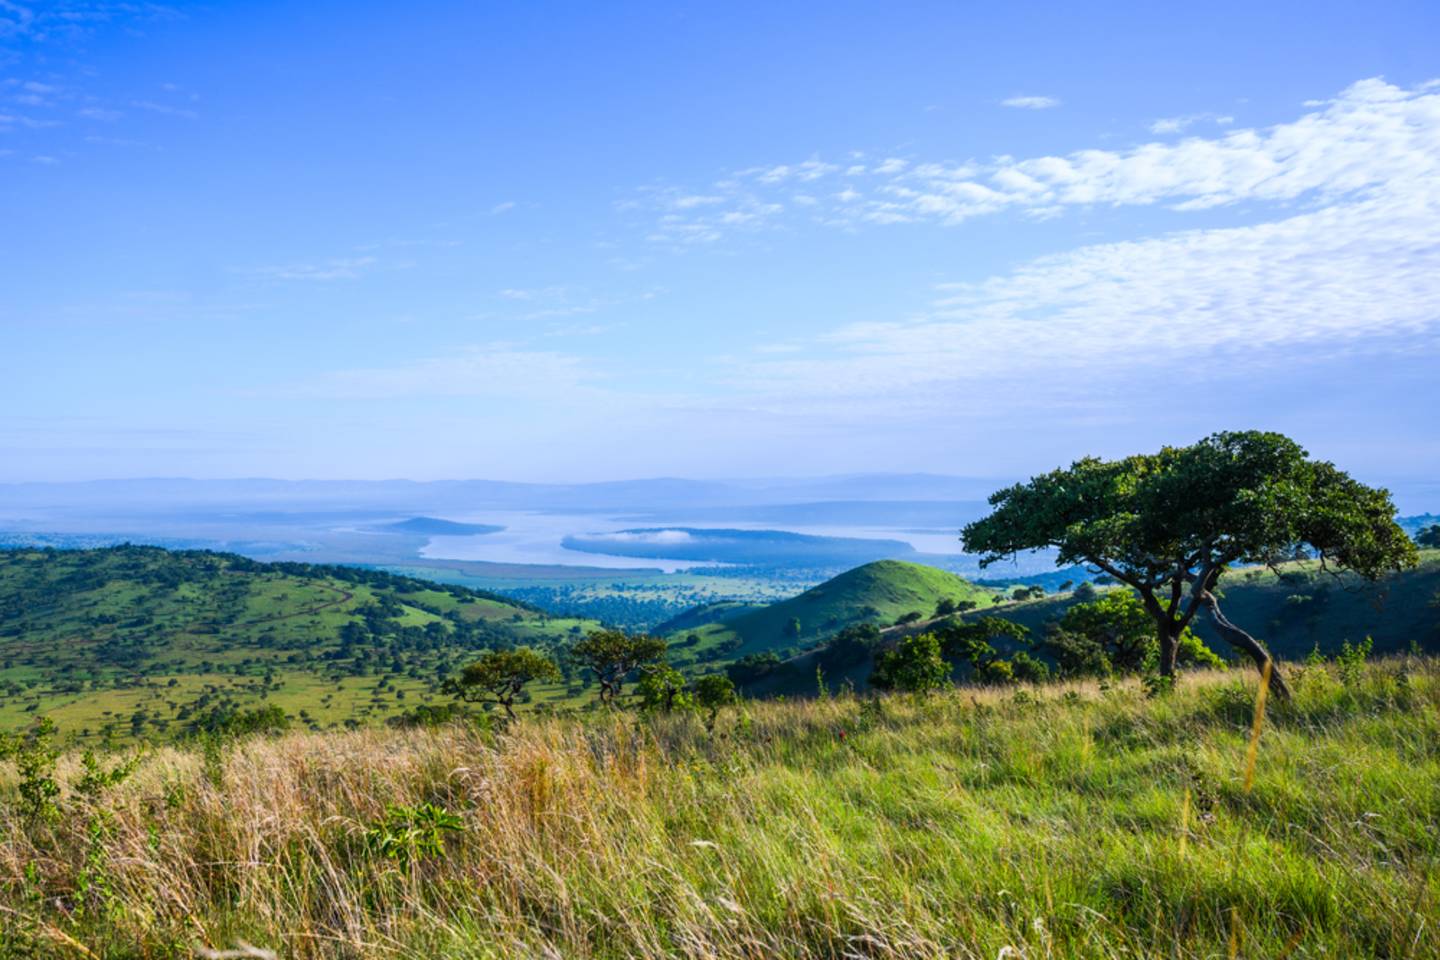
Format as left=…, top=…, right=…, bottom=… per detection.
left=0, top=546, right=597, bottom=740
left=676, top=560, right=997, bottom=663
left=375, top=517, right=504, bottom=536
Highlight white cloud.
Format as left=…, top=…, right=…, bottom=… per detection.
left=711, top=79, right=1440, bottom=416
left=1001, top=95, right=1060, bottom=110
left=644, top=78, right=1440, bottom=238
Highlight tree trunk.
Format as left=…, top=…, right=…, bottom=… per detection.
left=1157, top=622, right=1180, bottom=679
left=1200, top=591, right=1291, bottom=699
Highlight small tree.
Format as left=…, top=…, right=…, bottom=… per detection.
left=784, top=617, right=802, bottom=639
left=963, top=431, right=1417, bottom=697
left=1417, top=524, right=1440, bottom=548
left=692, top=674, right=737, bottom=730
left=636, top=664, right=691, bottom=713
left=570, top=629, right=667, bottom=705
left=870, top=633, right=949, bottom=694
left=443, top=647, right=560, bottom=719
left=934, top=597, right=959, bottom=618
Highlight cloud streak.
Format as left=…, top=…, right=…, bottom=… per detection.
left=639, top=79, right=1440, bottom=240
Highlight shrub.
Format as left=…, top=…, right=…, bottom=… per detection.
left=870, top=633, right=949, bottom=694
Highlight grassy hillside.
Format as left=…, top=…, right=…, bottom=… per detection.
left=964, top=552, right=1440, bottom=661
left=0, top=546, right=599, bottom=739
left=677, top=560, right=998, bottom=662
left=652, top=599, right=766, bottom=635
left=1, top=660, right=1435, bottom=958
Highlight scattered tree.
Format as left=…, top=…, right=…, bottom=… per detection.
left=692, top=674, right=737, bottom=729
left=1417, top=524, right=1440, bottom=548
left=442, top=647, right=560, bottom=719
left=963, top=431, right=1417, bottom=697
left=636, top=664, right=691, bottom=713
left=570, top=629, right=668, bottom=705
left=727, top=651, right=781, bottom=688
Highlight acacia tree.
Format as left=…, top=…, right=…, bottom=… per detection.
left=442, top=647, right=560, bottom=719
left=962, top=431, right=1417, bottom=697
left=570, top=629, right=668, bottom=705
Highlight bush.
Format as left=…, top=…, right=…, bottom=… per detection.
left=870, top=633, right=949, bottom=694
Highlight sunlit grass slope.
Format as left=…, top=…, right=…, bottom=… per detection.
left=684, top=559, right=997, bottom=657
left=2, top=659, right=1435, bottom=958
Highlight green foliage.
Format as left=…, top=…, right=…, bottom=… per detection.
left=0, top=717, right=61, bottom=823
left=443, top=647, right=560, bottom=718
left=1335, top=635, right=1373, bottom=687
left=187, top=703, right=291, bottom=738
left=727, top=651, right=782, bottom=688
left=388, top=702, right=476, bottom=729
left=691, top=674, right=737, bottom=729
left=1416, top=524, right=1440, bottom=548
left=870, top=633, right=949, bottom=694
left=962, top=431, right=1417, bottom=683
left=569, top=629, right=668, bottom=704
left=636, top=664, right=692, bottom=713
left=1042, top=592, right=1225, bottom=678
left=363, top=802, right=464, bottom=870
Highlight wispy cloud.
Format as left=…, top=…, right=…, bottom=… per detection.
left=1001, top=94, right=1060, bottom=109
left=692, top=79, right=1440, bottom=419
left=633, top=79, right=1440, bottom=241
left=1149, top=112, right=1234, bottom=134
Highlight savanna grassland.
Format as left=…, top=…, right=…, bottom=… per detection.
left=0, top=547, right=601, bottom=738
left=2, top=658, right=1436, bottom=959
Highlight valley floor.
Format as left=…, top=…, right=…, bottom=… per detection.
left=2, top=659, right=1438, bottom=958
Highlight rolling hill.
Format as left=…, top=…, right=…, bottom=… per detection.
left=0, top=546, right=598, bottom=739
left=670, top=560, right=998, bottom=662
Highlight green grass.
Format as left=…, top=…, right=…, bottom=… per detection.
left=0, top=658, right=1435, bottom=957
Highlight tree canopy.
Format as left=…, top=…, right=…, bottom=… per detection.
left=962, top=431, right=1417, bottom=695
left=569, top=629, right=668, bottom=704
left=443, top=647, right=560, bottom=719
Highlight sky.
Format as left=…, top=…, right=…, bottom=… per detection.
left=3, top=0, right=1439, bottom=493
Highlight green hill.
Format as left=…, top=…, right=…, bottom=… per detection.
left=653, top=600, right=766, bottom=635
left=0, top=546, right=597, bottom=739
left=678, top=560, right=997, bottom=663
left=757, top=551, right=1440, bottom=697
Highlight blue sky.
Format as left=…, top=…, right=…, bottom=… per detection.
left=3, top=1, right=1439, bottom=493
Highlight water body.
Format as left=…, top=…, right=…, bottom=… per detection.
left=416, top=510, right=970, bottom=572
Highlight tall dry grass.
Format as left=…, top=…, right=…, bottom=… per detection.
left=2, top=660, right=1438, bottom=958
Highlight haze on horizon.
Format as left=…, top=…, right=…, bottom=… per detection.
left=3, top=2, right=1439, bottom=489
